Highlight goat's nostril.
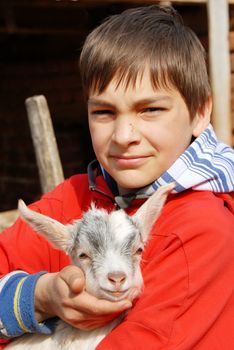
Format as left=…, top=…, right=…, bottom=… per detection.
left=107, top=271, right=126, bottom=285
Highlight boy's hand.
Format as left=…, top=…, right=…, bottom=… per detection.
left=34, top=265, right=132, bottom=330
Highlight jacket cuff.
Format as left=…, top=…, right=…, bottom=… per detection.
left=0, top=271, right=55, bottom=338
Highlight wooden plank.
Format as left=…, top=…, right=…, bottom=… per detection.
left=207, top=0, right=232, bottom=145
left=230, top=53, right=234, bottom=72
left=0, top=27, right=86, bottom=36
left=2, top=0, right=234, bottom=5
left=231, top=74, right=234, bottom=91
left=229, top=32, right=234, bottom=52
left=1, top=0, right=234, bottom=7
left=25, top=95, right=65, bottom=194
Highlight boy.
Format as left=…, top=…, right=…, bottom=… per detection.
left=0, top=5, right=233, bottom=349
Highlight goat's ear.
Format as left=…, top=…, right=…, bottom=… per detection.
left=131, top=183, right=175, bottom=242
left=18, top=199, right=71, bottom=252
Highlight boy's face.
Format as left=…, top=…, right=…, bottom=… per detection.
left=88, top=70, right=210, bottom=190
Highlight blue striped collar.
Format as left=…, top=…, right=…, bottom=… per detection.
left=149, top=124, right=234, bottom=194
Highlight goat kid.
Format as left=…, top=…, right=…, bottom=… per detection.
left=6, top=183, right=174, bottom=350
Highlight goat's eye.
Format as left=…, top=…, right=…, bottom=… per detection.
left=78, top=252, right=89, bottom=260
left=135, top=247, right=143, bottom=255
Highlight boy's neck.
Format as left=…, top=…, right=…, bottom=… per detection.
left=117, top=185, right=137, bottom=195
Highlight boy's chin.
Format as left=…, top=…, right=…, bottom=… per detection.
left=112, top=172, right=156, bottom=191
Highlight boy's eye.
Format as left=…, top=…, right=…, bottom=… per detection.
left=89, top=109, right=115, bottom=122
left=92, top=109, right=114, bottom=115
left=142, top=107, right=165, bottom=113
left=140, top=107, right=167, bottom=120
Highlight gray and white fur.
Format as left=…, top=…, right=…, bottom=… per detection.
left=6, top=183, right=174, bottom=350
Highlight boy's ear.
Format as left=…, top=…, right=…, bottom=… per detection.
left=192, top=96, right=212, bottom=138
left=131, top=183, right=175, bottom=243
left=18, top=199, right=71, bottom=252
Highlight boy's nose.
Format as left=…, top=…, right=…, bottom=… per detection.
left=112, top=117, right=141, bottom=146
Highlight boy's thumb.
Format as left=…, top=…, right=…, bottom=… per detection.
left=60, top=265, right=85, bottom=293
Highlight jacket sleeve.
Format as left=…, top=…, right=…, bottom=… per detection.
left=97, top=194, right=234, bottom=350
left=0, top=218, right=61, bottom=340
left=0, top=179, right=76, bottom=340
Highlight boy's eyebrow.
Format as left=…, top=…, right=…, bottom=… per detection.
left=88, top=96, right=172, bottom=107
left=88, top=98, right=115, bottom=107
left=134, top=96, right=172, bottom=106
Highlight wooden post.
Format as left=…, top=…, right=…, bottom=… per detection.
left=25, top=95, right=64, bottom=194
left=207, top=0, right=232, bottom=145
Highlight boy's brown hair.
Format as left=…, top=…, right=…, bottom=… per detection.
left=79, top=5, right=211, bottom=118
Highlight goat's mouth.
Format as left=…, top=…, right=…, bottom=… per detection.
left=100, top=288, right=130, bottom=301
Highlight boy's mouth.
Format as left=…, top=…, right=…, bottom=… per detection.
left=111, top=155, right=150, bottom=169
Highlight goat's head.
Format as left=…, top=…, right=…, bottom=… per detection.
left=18, top=183, right=174, bottom=302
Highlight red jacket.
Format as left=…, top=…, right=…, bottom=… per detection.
left=0, top=174, right=234, bottom=349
